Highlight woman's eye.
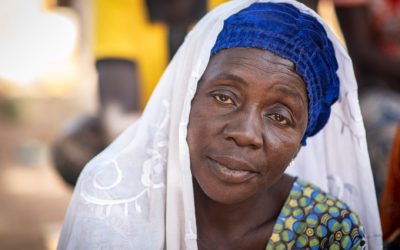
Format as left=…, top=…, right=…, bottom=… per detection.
left=267, top=113, right=289, bottom=125
left=213, top=94, right=233, bottom=104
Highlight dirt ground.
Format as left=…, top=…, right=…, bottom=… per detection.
left=0, top=97, right=92, bottom=250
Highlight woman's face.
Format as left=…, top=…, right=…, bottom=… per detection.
left=187, top=47, right=308, bottom=204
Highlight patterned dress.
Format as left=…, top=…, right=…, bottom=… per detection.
left=266, top=179, right=367, bottom=249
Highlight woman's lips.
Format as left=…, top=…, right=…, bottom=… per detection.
left=207, top=156, right=258, bottom=184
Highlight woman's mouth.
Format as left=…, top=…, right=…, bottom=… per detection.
left=207, top=157, right=258, bottom=184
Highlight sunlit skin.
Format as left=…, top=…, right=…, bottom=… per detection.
left=187, top=48, right=309, bottom=249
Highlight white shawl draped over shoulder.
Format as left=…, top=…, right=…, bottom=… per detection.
left=58, top=1, right=382, bottom=249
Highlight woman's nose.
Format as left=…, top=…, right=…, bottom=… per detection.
left=223, top=111, right=263, bottom=149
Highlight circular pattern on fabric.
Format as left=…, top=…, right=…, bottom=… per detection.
left=289, top=199, right=298, bottom=208
left=306, top=214, right=319, bottom=228
left=326, top=199, right=335, bottom=206
left=316, top=225, right=328, bottom=238
left=314, top=203, right=328, bottom=214
left=342, top=218, right=352, bottom=234
left=349, top=212, right=360, bottom=225
left=341, top=210, right=350, bottom=218
left=265, top=178, right=367, bottom=249
left=327, top=218, right=342, bottom=232
left=336, top=201, right=344, bottom=209
left=266, top=241, right=287, bottom=250
left=281, top=206, right=292, bottom=217
left=275, top=242, right=287, bottom=250
left=321, top=214, right=332, bottom=225
left=329, top=207, right=340, bottom=217
left=341, top=235, right=352, bottom=250
left=293, top=221, right=307, bottom=234
left=329, top=242, right=341, bottom=250
left=292, top=208, right=305, bottom=219
left=274, top=218, right=285, bottom=233
left=311, top=190, right=326, bottom=202
left=306, top=228, right=314, bottom=237
left=291, top=185, right=302, bottom=199
left=299, top=196, right=312, bottom=207
left=295, top=235, right=308, bottom=248
left=335, top=231, right=343, bottom=241
left=309, top=236, right=320, bottom=250
left=280, top=230, right=294, bottom=242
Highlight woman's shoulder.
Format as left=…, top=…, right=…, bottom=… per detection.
left=289, top=178, right=356, bottom=213
left=267, top=178, right=367, bottom=249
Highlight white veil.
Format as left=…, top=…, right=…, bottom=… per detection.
left=57, top=1, right=382, bottom=249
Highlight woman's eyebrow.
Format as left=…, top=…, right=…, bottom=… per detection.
left=272, top=85, right=306, bottom=105
left=214, top=73, right=248, bottom=86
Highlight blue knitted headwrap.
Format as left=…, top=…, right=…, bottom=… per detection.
left=211, top=2, right=339, bottom=145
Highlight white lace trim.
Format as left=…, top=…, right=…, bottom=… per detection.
left=80, top=100, right=170, bottom=216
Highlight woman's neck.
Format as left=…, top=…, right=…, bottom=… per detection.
left=193, top=174, right=295, bottom=249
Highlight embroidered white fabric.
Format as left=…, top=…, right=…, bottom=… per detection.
left=57, top=0, right=382, bottom=249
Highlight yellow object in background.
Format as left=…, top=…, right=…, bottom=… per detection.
left=93, top=0, right=228, bottom=108
left=208, top=0, right=228, bottom=10
left=93, top=0, right=168, bottom=108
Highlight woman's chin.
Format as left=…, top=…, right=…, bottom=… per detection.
left=197, top=180, right=260, bottom=205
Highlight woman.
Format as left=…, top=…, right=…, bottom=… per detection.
left=58, top=1, right=382, bottom=249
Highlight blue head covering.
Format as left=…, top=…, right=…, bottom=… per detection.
left=211, top=2, right=339, bottom=145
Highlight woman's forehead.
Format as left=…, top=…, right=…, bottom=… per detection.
left=199, top=47, right=308, bottom=103
left=204, top=47, right=302, bottom=83
left=213, top=47, right=295, bottom=67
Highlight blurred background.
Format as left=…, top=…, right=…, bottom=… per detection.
left=0, top=0, right=399, bottom=249
left=0, top=0, right=92, bottom=249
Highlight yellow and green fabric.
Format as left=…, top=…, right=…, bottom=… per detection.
left=266, top=179, right=367, bottom=250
